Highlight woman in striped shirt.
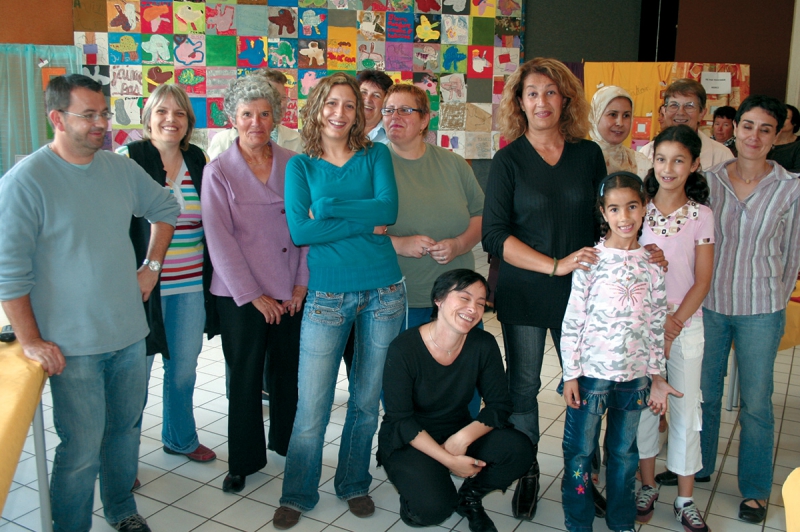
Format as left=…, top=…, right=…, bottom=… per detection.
left=122, top=83, right=217, bottom=464
left=699, top=95, right=800, bottom=524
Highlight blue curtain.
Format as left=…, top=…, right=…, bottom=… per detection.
left=0, top=44, right=82, bottom=176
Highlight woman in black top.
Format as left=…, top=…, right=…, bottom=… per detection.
left=481, top=57, right=607, bottom=520
left=379, top=269, right=533, bottom=532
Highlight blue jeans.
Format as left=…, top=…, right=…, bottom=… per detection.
left=501, top=324, right=562, bottom=445
left=145, top=291, right=205, bottom=453
left=280, top=282, right=406, bottom=511
left=562, top=376, right=649, bottom=532
left=49, top=339, right=147, bottom=532
left=698, top=307, right=784, bottom=499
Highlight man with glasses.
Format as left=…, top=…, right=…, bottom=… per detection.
left=0, top=74, right=179, bottom=532
left=639, top=78, right=733, bottom=170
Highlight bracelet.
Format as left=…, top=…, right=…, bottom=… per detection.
left=550, top=257, right=558, bottom=277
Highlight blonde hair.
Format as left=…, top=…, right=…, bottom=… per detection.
left=384, top=83, right=431, bottom=137
left=300, top=73, right=371, bottom=158
left=498, top=57, right=590, bottom=143
left=142, top=84, right=196, bottom=151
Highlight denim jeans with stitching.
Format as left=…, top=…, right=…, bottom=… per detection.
left=562, top=376, right=649, bottom=532
left=501, top=323, right=562, bottom=445
left=50, top=339, right=146, bottom=532
left=698, top=307, right=784, bottom=499
left=145, top=290, right=205, bottom=453
left=280, top=282, right=405, bottom=511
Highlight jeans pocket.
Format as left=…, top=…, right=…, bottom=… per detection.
left=609, top=378, right=651, bottom=412
left=375, top=282, right=405, bottom=321
left=577, top=379, right=609, bottom=415
left=306, top=291, right=345, bottom=326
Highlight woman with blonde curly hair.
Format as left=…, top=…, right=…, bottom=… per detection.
left=482, top=57, right=607, bottom=521
left=274, top=73, right=406, bottom=530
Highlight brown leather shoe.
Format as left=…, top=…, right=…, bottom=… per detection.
left=347, top=495, right=375, bottom=518
left=273, top=506, right=301, bottom=530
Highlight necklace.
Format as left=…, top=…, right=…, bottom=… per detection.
left=731, top=163, right=769, bottom=185
left=428, top=324, right=461, bottom=356
left=243, top=144, right=273, bottom=166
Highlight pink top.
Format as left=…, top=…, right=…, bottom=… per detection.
left=561, top=242, right=667, bottom=382
left=640, top=201, right=714, bottom=318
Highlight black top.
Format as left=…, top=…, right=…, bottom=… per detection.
left=769, top=138, right=800, bottom=174
left=482, top=136, right=606, bottom=327
left=377, top=327, right=512, bottom=463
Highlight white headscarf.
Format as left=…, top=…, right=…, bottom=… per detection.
left=589, top=86, right=645, bottom=176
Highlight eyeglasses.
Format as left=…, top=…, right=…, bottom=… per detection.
left=664, top=102, right=700, bottom=114
left=380, top=107, right=423, bottom=116
left=59, top=110, right=114, bottom=122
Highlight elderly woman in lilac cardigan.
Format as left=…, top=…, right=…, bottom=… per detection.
left=202, top=75, right=308, bottom=494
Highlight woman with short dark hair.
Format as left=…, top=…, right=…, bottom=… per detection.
left=379, top=269, right=534, bottom=531
left=700, top=95, right=800, bottom=524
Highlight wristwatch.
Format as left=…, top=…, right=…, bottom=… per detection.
left=143, top=259, right=162, bottom=272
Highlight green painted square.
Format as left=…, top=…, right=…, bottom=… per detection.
left=470, top=17, right=494, bottom=46
left=206, top=35, right=237, bottom=66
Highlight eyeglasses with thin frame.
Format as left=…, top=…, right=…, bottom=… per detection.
left=380, top=107, right=424, bottom=116
left=59, top=110, right=114, bottom=122
left=664, top=102, right=700, bottom=114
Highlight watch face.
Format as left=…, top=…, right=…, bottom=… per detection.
left=148, top=260, right=162, bottom=272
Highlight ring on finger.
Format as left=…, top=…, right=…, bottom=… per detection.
left=574, top=256, right=578, bottom=262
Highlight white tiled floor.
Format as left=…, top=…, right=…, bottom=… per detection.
left=2, top=248, right=796, bottom=531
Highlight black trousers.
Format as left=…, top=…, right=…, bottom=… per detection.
left=381, top=428, right=534, bottom=526
left=217, top=296, right=302, bottom=476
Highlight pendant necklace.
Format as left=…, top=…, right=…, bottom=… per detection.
left=428, top=324, right=461, bottom=356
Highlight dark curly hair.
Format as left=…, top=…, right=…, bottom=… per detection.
left=597, top=171, right=646, bottom=239
left=643, top=125, right=710, bottom=205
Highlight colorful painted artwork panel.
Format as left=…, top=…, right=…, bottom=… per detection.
left=206, top=4, right=236, bottom=36
left=176, top=67, right=207, bottom=95
left=141, top=1, right=172, bottom=33
left=78, top=0, right=522, bottom=158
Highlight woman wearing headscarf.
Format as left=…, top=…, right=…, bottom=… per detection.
left=589, top=85, right=651, bottom=178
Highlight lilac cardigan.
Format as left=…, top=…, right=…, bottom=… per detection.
left=202, top=139, right=309, bottom=306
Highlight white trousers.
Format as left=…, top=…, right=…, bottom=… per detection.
left=638, top=317, right=704, bottom=476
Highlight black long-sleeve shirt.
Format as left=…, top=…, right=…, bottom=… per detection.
left=378, top=327, right=512, bottom=463
left=482, top=136, right=606, bottom=328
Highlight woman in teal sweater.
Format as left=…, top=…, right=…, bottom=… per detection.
left=275, top=73, right=406, bottom=530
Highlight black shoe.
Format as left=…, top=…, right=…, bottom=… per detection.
left=399, top=503, right=425, bottom=528
left=112, top=514, right=151, bottom=532
left=456, top=485, right=498, bottom=532
left=695, top=475, right=711, bottom=483
left=222, top=473, right=245, bottom=493
left=511, top=451, right=539, bottom=521
left=738, top=498, right=767, bottom=523
left=591, top=483, right=607, bottom=518
left=655, top=469, right=678, bottom=486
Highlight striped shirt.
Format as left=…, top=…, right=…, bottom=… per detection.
left=161, top=161, right=204, bottom=296
left=704, top=161, right=800, bottom=316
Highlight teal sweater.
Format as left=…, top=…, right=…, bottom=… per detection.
left=285, top=143, right=402, bottom=292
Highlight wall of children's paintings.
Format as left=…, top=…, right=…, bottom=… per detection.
left=73, top=0, right=524, bottom=158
